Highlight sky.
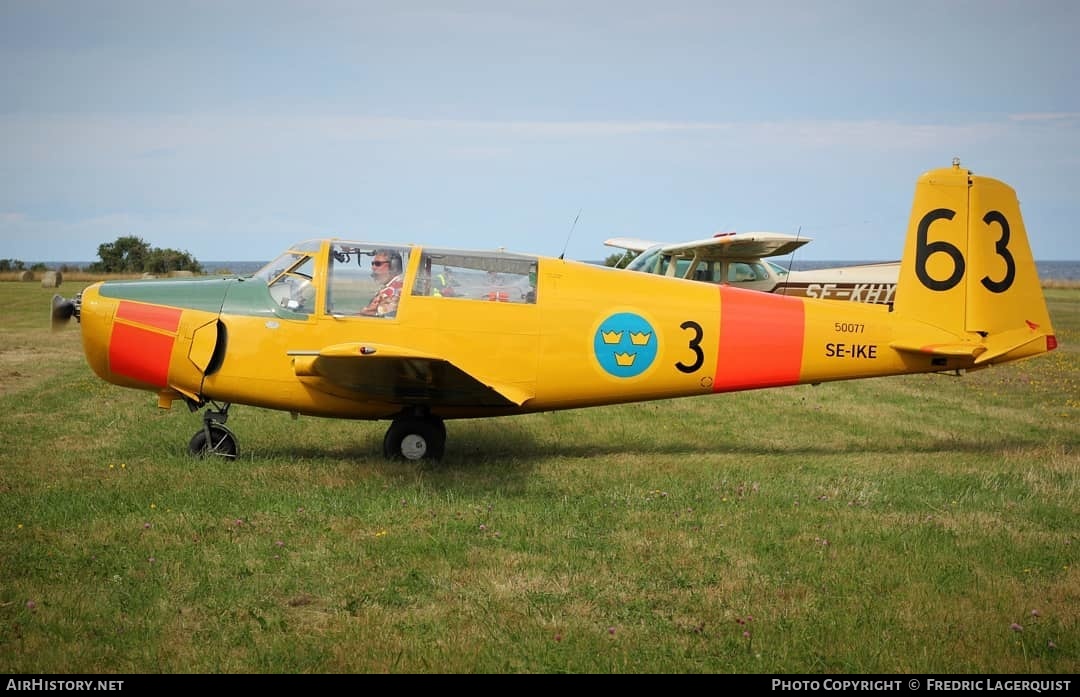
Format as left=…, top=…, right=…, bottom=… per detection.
left=2, top=0, right=1079, bottom=264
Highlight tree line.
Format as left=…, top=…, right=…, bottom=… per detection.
left=1, top=236, right=202, bottom=274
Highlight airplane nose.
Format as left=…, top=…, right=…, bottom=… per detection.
left=64, top=279, right=229, bottom=396
left=74, top=282, right=117, bottom=385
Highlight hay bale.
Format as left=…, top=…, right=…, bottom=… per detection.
left=41, top=270, right=62, bottom=288
left=18, top=270, right=33, bottom=282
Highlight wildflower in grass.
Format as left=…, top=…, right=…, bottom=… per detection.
left=554, top=634, right=562, bottom=642
left=1031, top=609, right=1040, bottom=617
left=479, top=524, right=487, bottom=531
left=1048, top=640, right=1057, bottom=649
left=1010, top=623, right=1023, bottom=632
left=608, top=626, right=616, bottom=636
left=375, top=529, right=387, bottom=537
left=148, top=557, right=155, bottom=564
left=275, top=540, right=284, bottom=547
left=743, top=631, right=751, bottom=639
left=143, top=522, right=151, bottom=529
left=234, top=518, right=243, bottom=526
left=25, top=600, right=36, bottom=611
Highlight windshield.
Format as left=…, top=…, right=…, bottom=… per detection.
left=253, top=252, right=308, bottom=284
left=625, top=246, right=666, bottom=274
left=766, top=260, right=790, bottom=278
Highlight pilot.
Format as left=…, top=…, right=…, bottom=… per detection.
left=433, top=267, right=457, bottom=297
left=360, top=249, right=404, bottom=317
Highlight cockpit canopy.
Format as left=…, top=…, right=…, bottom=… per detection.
left=254, top=239, right=539, bottom=318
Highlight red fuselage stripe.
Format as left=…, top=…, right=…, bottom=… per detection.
left=115, top=301, right=182, bottom=332
left=109, top=323, right=176, bottom=388
left=108, top=302, right=181, bottom=388
left=714, top=287, right=805, bottom=391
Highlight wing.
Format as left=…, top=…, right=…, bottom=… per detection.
left=603, top=237, right=662, bottom=253
left=289, top=342, right=532, bottom=407
left=657, top=232, right=813, bottom=261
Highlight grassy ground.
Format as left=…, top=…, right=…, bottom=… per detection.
left=0, top=280, right=1076, bottom=674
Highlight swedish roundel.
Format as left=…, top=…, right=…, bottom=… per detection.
left=593, top=312, right=657, bottom=378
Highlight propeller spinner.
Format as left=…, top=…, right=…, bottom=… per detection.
left=51, top=293, right=80, bottom=331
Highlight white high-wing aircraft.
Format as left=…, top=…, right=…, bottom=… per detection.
left=605, top=232, right=899, bottom=305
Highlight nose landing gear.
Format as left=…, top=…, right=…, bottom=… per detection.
left=188, top=401, right=238, bottom=459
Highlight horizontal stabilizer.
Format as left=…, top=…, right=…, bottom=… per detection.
left=889, top=340, right=987, bottom=359
left=971, top=325, right=1054, bottom=365
left=890, top=324, right=1051, bottom=365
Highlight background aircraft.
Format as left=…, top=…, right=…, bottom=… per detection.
left=52, top=161, right=1056, bottom=461
left=605, top=232, right=899, bottom=304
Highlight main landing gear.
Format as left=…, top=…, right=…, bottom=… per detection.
left=185, top=401, right=446, bottom=461
left=383, top=410, right=447, bottom=461
left=187, top=401, right=238, bottom=460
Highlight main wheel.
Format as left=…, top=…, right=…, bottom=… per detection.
left=188, top=424, right=238, bottom=459
left=383, top=416, right=445, bottom=461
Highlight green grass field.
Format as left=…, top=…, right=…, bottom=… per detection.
left=1, top=280, right=1076, bottom=673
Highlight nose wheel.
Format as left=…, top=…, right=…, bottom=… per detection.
left=188, top=402, right=238, bottom=459
left=383, top=413, right=446, bottom=461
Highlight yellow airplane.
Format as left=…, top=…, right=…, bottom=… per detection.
left=52, top=161, right=1057, bottom=460
left=604, top=232, right=901, bottom=304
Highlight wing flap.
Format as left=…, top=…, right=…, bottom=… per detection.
left=290, top=342, right=530, bottom=407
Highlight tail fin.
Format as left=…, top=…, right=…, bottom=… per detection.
left=892, top=160, right=1057, bottom=365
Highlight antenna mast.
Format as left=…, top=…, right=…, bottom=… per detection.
left=784, top=225, right=803, bottom=278
left=559, top=209, right=582, bottom=260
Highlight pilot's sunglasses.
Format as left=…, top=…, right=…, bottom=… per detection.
left=372, top=260, right=389, bottom=267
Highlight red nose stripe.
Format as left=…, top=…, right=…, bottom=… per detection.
left=714, top=287, right=804, bottom=391
left=116, top=301, right=182, bottom=332
left=109, top=323, right=176, bottom=388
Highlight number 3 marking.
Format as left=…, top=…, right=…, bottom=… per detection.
left=980, top=211, right=1015, bottom=293
left=676, top=320, right=704, bottom=374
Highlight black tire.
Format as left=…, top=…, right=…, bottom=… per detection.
left=383, top=416, right=445, bottom=461
left=188, top=424, right=238, bottom=459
